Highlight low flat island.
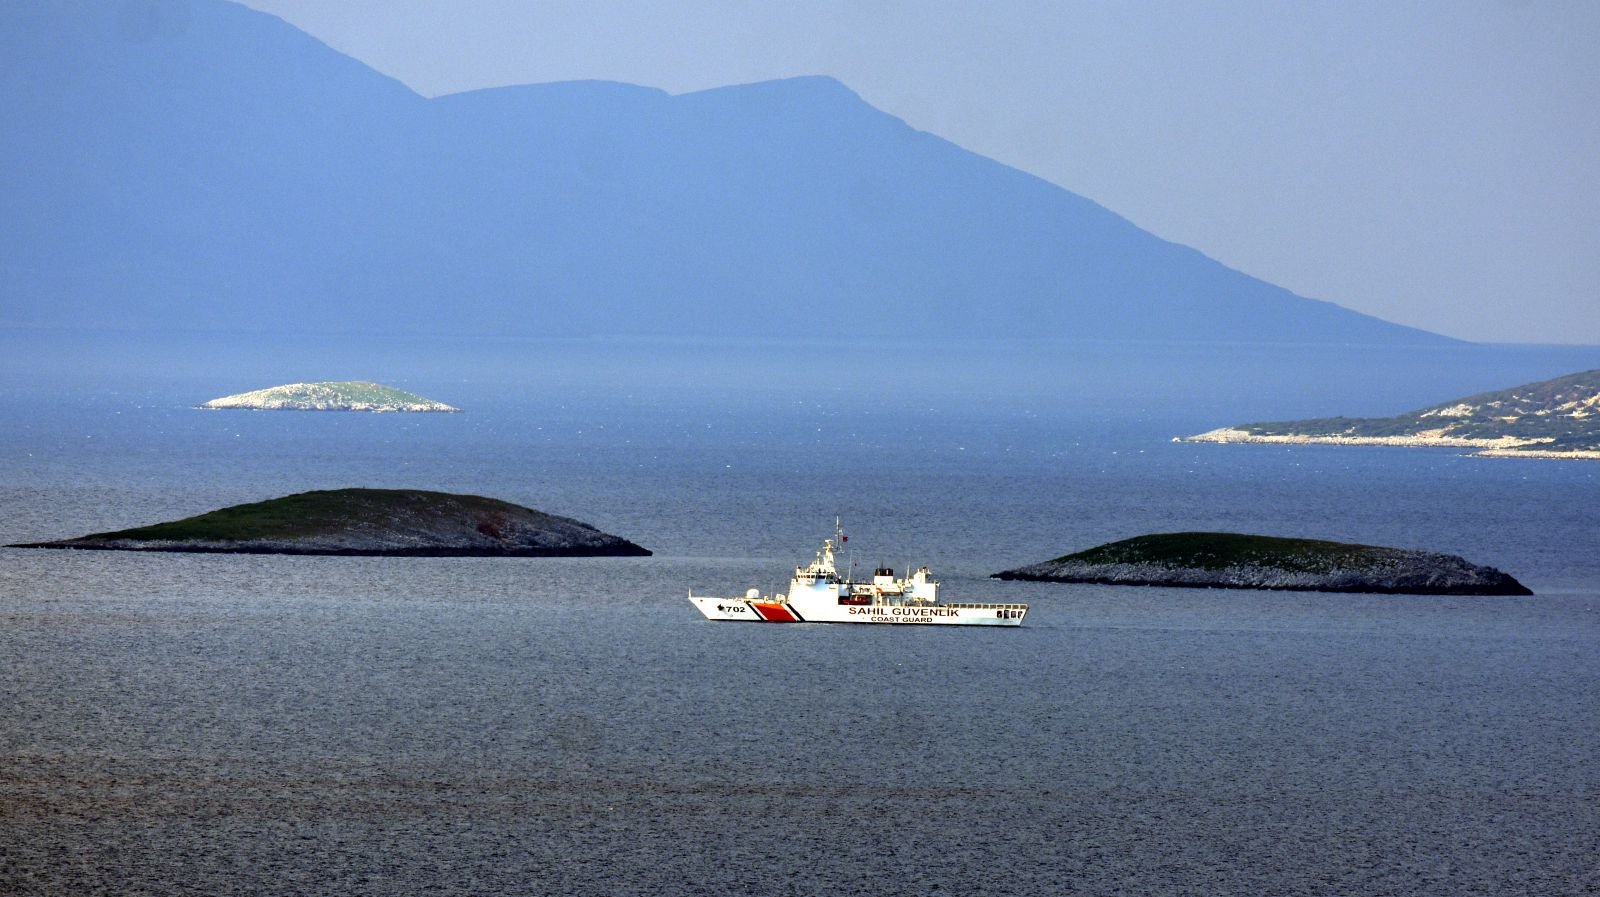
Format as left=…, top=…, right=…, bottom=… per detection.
left=10, top=488, right=650, bottom=557
left=994, top=532, right=1530, bottom=596
left=198, top=381, right=459, bottom=412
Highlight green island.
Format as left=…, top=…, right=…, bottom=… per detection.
left=1184, top=368, right=1600, bottom=459
left=993, top=532, right=1531, bottom=596
left=10, top=488, right=650, bottom=557
left=198, top=381, right=460, bottom=412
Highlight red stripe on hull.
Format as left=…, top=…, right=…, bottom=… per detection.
left=750, top=601, right=799, bottom=622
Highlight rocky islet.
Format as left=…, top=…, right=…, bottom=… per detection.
left=11, top=489, right=650, bottom=557
left=198, top=381, right=460, bottom=413
left=994, top=532, right=1531, bottom=596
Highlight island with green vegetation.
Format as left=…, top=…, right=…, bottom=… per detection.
left=10, top=489, right=649, bottom=557
left=993, top=532, right=1530, bottom=596
left=1184, top=368, right=1600, bottom=459
left=198, top=381, right=460, bottom=412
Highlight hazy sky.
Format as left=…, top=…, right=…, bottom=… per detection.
left=241, top=0, right=1600, bottom=344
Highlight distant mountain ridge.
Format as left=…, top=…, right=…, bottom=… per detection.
left=1, top=0, right=1451, bottom=345
left=1188, top=369, right=1600, bottom=458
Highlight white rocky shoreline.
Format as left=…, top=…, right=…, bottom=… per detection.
left=1474, top=448, right=1600, bottom=461
left=1182, top=428, right=1600, bottom=460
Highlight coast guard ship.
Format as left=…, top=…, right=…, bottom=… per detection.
left=689, top=524, right=1027, bottom=626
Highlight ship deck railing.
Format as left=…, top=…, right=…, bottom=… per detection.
left=942, top=603, right=1030, bottom=610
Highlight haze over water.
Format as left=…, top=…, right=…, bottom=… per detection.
left=2, top=336, right=1596, bottom=895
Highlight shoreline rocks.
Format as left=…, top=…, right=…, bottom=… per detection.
left=1183, top=427, right=1533, bottom=450
left=1181, top=428, right=1600, bottom=461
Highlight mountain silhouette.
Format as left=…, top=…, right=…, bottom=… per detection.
left=2, top=0, right=1452, bottom=344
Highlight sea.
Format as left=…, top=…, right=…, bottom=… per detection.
left=2, top=332, right=1597, bottom=896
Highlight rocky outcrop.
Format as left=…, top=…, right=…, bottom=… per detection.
left=198, top=381, right=459, bottom=412
left=994, top=532, right=1530, bottom=596
left=11, top=489, right=649, bottom=557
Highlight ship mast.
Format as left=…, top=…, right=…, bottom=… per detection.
left=836, top=516, right=854, bottom=584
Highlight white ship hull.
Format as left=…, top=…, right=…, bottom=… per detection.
left=690, top=594, right=1026, bottom=625
left=689, top=524, right=1027, bottom=627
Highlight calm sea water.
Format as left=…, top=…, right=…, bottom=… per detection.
left=2, top=336, right=1597, bottom=895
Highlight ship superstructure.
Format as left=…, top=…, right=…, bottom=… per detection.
left=689, top=524, right=1027, bottom=626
